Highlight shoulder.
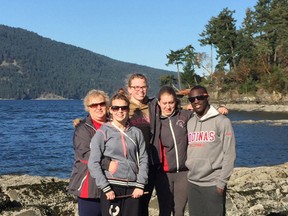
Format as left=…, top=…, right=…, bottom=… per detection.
left=148, top=97, right=157, bottom=106
left=129, top=125, right=142, bottom=133
left=74, top=117, right=93, bottom=133
left=128, top=126, right=144, bottom=136
left=178, top=109, right=193, bottom=118
left=216, top=114, right=231, bottom=123
left=214, top=114, right=233, bottom=130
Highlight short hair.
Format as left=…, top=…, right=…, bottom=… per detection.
left=126, top=73, right=148, bottom=87
left=83, top=89, right=109, bottom=112
left=190, top=85, right=208, bottom=94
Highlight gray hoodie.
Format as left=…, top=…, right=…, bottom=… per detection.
left=88, top=122, right=148, bottom=193
left=185, top=105, right=236, bottom=189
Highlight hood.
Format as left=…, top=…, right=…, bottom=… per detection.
left=196, top=105, right=220, bottom=122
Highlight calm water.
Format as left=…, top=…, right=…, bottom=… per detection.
left=0, top=100, right=287, bottom=178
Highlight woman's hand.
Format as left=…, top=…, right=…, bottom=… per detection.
left=217, top=106, right=229, bottom=115
left=132, top=188, right=144, bottom=199
left=106, top=190, right=115, bottom=200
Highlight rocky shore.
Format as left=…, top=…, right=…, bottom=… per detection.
left=224, top=103, right=288, bottom=113
left=1, top=163, right=287, bottom=216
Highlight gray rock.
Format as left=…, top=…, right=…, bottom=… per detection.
left=1, top=164, right=288, bottom=216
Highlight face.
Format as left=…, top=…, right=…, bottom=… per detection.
left=109, top=99, right=129, bottom=124
left=188, top=89, right=209, bottom=117
left=128, top=78, right=148, bottom=102
left=87, top=95, right=107, bottom=122
left=158, top=93, right=176, bottom=117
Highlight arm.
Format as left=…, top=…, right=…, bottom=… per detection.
left=73, top=124, right=92, bottom=161
left=217, top=117, right=236, bottom=190
left=132, top=129, right=148, bottom=198
left=88, top=129, right=115, bottom=199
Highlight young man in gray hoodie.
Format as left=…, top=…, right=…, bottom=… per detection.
left=185, top=85, right=236, bottom=216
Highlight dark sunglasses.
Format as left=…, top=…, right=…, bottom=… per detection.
left=111, top=105, right=129, bottom=111
left=88, top=102, right=106, bottom=108
left=188, top=94, right=208, bottom=103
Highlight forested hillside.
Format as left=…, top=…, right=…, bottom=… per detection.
left=0, top=25, right=174, bottom=99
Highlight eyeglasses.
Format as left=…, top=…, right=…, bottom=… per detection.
left=111, top=105, right=129, bottom=111
left=188, top=94, right=208, bottom=103
left=129, top=86, right=148, bottom=91
left=88, top=102, right=106, bottom=108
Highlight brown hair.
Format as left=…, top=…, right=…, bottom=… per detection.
left=158, top=86, right=181, bottom=108
left=126, top=73, right=148, bottom=87
left=110, top=93, right=130, bottom=108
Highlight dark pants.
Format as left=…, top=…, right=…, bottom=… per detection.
left=187, top=182, right=226, bottom=216
left=166, top=171, right=188, bottom=216
left=139, top=165, right=158, bottom=216
left=100, top=185, right=139, bottom=216
left=78, top=197, right=101, bottom=216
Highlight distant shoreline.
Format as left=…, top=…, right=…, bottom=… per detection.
left=1, top=99, right=288, bottom=113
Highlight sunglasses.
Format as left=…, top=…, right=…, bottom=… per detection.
left=110, top=105, right=129, bottom=111
left=88, top=102, right=106, bottom=108
left=188, top=94, right=208, bottom=103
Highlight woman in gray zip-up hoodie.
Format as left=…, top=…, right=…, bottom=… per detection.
left=88, top=93, right=148, bottom=216
left=186, top=85, right=236, bottom=216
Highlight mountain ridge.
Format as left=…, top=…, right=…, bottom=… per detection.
left=0, top=24, right=174, bottom=99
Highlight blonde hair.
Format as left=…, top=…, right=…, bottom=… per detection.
left=83, top=89, right=109, bottom=112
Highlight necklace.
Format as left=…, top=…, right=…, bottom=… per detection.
left=111, top=122, right=126, bottom=131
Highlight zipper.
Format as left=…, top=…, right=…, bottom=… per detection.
left=169, top=117, right=179, bottom=172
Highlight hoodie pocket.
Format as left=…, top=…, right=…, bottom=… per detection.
left=108, top=160, right=119, bottom=174
left=186, top=158, right=213, bottom=180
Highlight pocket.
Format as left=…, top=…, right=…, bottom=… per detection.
left=108, top=160, right=119, bottom=174
left=187, top=158, right=213, bottom=180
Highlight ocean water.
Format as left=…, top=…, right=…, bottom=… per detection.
left=0, top=100, right=287, bottom=178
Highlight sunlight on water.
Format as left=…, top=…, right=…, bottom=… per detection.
left=0, top=101, right=287, bottom=178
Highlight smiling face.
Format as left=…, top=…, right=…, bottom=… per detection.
left=158, top=93, right=176, bottom=117
left=87, top=95, right=107, bottom=122
left=109, top=98, right=129, bottom=125
left=127, top=77, right=148, bottom=102
left=188, top=88, right=209, bottom=117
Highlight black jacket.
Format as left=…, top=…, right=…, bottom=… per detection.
left=151, top=105, right=193, bottom=172
left=68, top=115, right=101, bottom=198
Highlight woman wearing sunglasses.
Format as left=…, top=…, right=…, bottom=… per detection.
left=68, top=89, right=109, bottom=216
left=88, top=93, right=148, bottom=216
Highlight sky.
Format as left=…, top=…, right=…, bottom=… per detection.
left=1, top=0, right=258, bottom=75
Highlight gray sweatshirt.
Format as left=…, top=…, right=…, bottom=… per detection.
left=185, top=105, right=236, bottom=189
left=88, top=122, right=148, bottom=193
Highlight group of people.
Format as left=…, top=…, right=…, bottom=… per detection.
left=68, top=73, right=236, bottom=216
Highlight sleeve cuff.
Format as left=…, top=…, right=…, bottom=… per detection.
left=102, top=185, right=112, bottom=193
left=135, top=182, right=145, bottom=189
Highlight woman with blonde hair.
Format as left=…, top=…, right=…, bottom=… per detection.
left=68, top=89, right=109, bottom=216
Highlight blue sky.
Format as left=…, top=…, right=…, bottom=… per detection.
left=1, top=0, right=258, bottom=74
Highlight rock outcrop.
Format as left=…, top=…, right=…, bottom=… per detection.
left=1, top=163, right=287, bottom=216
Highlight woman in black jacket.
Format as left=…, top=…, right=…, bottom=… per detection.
left=151, top=86, right=192, bottom=216
left=68, top=89, right=109, bottom=216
